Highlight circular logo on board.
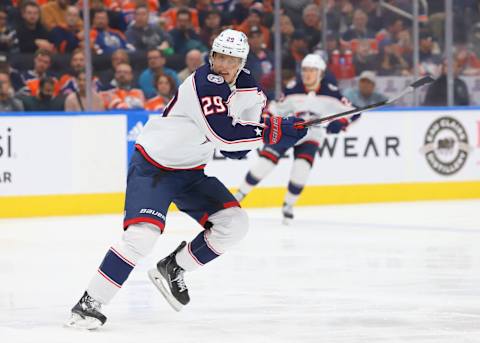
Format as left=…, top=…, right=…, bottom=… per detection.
left=421, top=116, right=470, bottom=175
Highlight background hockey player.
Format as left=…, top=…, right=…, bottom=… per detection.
left=66, top=29, right=307, bottom=330
left=235, top=54, right=356, bottom=224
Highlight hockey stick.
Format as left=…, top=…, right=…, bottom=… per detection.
left=295, top=76, right=435, bottom=128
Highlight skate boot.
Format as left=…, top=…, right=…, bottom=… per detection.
left=65, top=291, right=107, bottom=330
left=282, top=202, right=294, bottom=225
left=148, top=241, right=190, bottom=311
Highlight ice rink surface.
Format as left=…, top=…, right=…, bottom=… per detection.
left=1, top=200, right=480, bottom=343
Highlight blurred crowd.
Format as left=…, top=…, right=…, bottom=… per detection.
left=0, top=0, right=479, bottom=112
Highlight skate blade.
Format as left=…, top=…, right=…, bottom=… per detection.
left=148, top=268, right=184, bottom=312
left=64, top=313, right=103, bottom=330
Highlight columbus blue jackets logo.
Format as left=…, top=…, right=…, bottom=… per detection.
left=207, top=74, right=225, bottom=84
left=420, top=116, right=471, bottom=175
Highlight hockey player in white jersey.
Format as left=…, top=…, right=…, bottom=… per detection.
left=66, top=29, right=307, bottom=329
left=235, top=54, right=355, bottom=224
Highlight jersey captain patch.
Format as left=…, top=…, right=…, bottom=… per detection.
left=207, top=74, right=225, bottom=84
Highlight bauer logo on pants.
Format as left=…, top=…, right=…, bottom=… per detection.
left=420, top=116, right=471, bottom=175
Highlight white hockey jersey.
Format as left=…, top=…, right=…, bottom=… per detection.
left=136, top=64, right=266, bottom=169
left=269, top=91, right=352, bottom=144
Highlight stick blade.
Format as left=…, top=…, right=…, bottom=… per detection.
left=410, top=76, right=435, bottom=89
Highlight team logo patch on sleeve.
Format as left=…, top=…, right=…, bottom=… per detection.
left=207, top=74, right=225, bottom=84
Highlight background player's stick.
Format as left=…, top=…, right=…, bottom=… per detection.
left=295, top=76, right=435, bottom=128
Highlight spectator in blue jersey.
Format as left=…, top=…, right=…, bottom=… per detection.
left=16, top=1, right=53, bottom=53
left=0, top=8, right=18, bottom=54
left=168, top=7, right=207, bottom=56
left=138, top=48, right=180, bottom=99
left=57, top=49, right=102, bottom=96
left=126, top=4, right=173, bottom=53
left=49, top=5, right=83, bottom=54
left=91, top=8, right=134, bottom=55
left=343, top=71, right=388, bottom=107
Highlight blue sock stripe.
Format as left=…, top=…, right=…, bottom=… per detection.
left=98, top=249, right=135, bottom=287
left=189, top=231, right=220, bottom=265
left=246, top=172, right=260, bottom=186
left=288, top=182, right=304, bottom=195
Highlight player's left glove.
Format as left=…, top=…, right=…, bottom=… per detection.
left=262, top=115, right=308, bottom=148
left=326, top=114, right=361, bottom=134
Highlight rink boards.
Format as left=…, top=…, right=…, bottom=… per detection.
left=0, top=108, right=479, bottom=217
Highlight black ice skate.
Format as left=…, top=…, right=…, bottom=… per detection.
left=65, top=291, right=107, bottom=330
left=282, top=202, right=294, bottom=225
left=148, top=241, right=190, bottom=311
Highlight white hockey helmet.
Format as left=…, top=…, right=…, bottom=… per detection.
left=301, top=53, right=326, bottom=86
left=210, top=29, right=249, bottom=83
left=301, top=53, right=326, bottom=72
left=211, top=28, right=249, bottom=60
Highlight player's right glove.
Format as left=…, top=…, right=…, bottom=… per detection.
left=326, top=118, right=349, bottom=134
left=262, top=115, right=308, bottom=148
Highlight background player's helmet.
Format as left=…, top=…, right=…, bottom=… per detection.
left=301, top=54, right=326, bottom=72
left=301, top=53, right=326, bottom=85
left=210, top=29, right=249, bottom=83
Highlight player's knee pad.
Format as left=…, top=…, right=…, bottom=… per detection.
left=116, top=222, right=160, bottom=261
left=293, top=141, right=318, bottom=167
left=208, top=207, right=249, bottom=248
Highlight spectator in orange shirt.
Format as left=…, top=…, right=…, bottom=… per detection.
left=145, top=72, right=176, bottom=112
left=21, top=76, right=64, bottom=111
left=104, top=0, right=159, bottom=25
left=161, top=0, right=200, bottom=33
left=101, top=63, right=145, bottom=109
left=21, top=49, right=58, bottom=97
left=41, top=0, right=74, bottom=32
left=235, top=6, right=271, bottom=48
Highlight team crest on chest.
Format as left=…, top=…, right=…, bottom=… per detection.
left=207, top=74, right=225, bottom=84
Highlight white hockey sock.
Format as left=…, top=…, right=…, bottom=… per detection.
left=87, top=223, right=160, bottom=304
left=284, top=159, right=312, bottom=206
left=176, top=207, right=249, bottom=271
left=238, top=158, right=276, bottom=196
